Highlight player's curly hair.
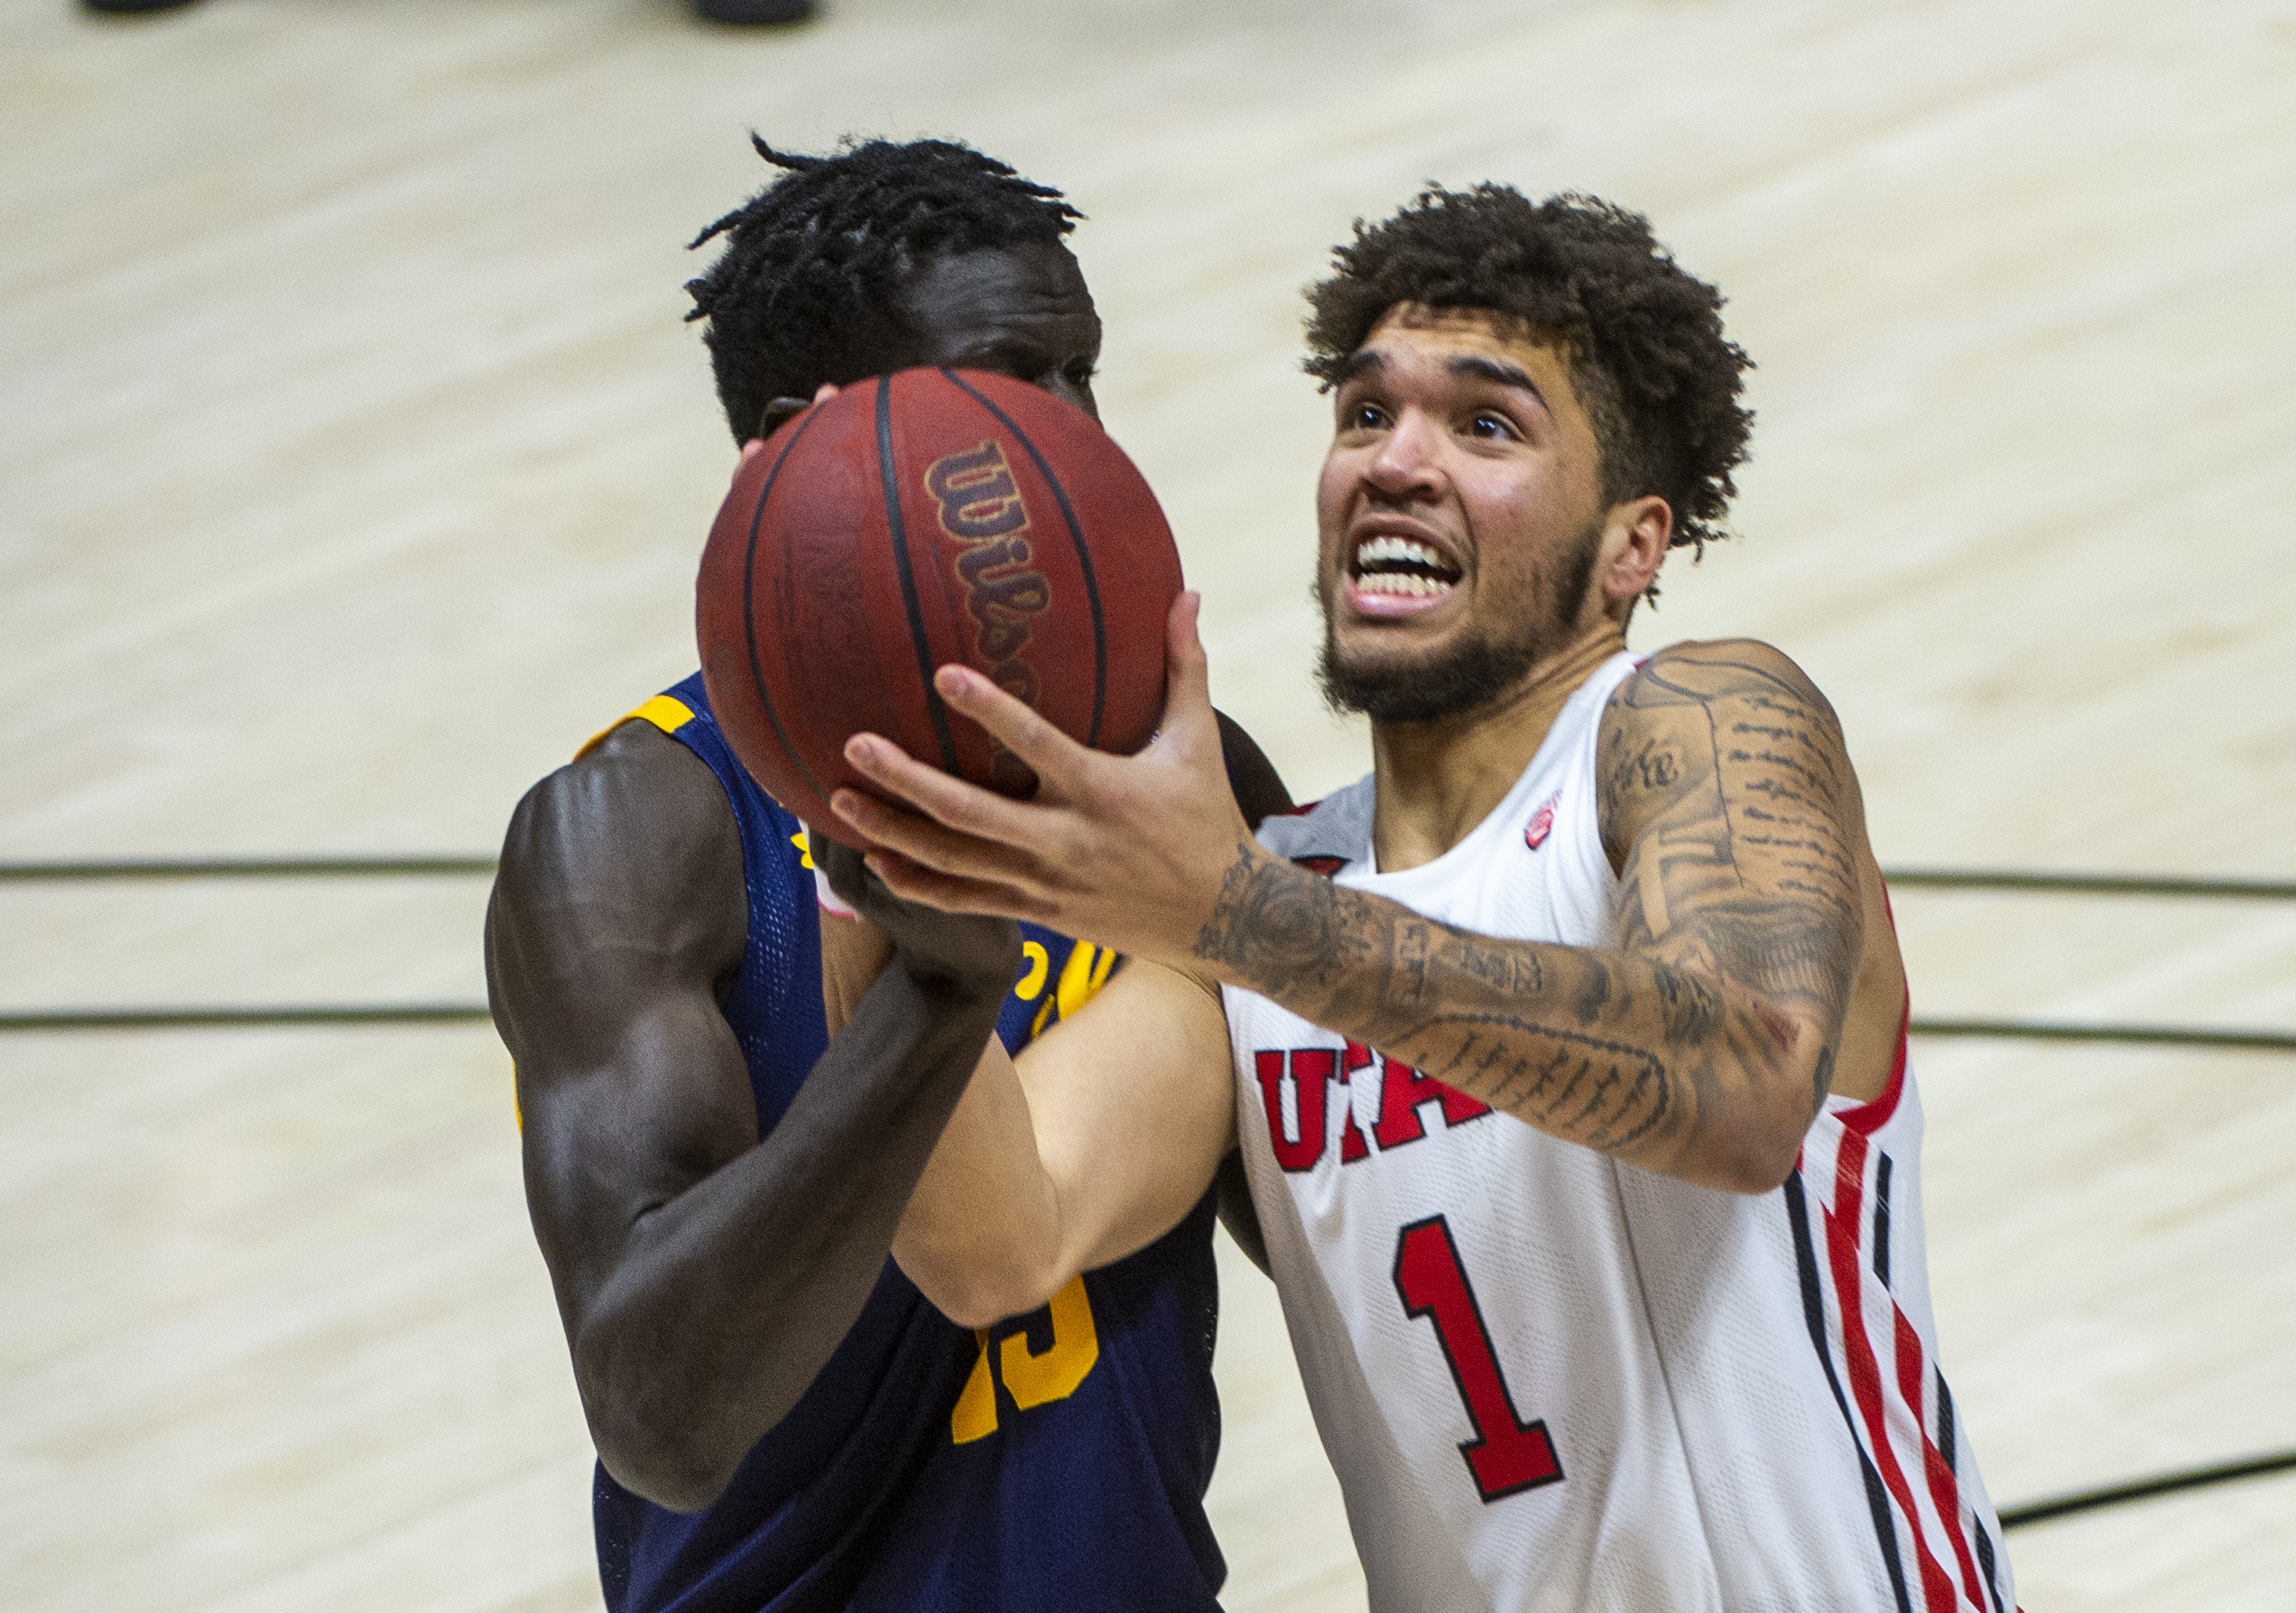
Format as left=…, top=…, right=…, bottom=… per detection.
left=686, top=135, right=1085, bottom=442
left=1304, top=185, right=1753, bottom=561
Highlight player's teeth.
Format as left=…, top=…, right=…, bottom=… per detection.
left=1357, top=571, right=1453, bottom=598
left=1356, top=535, right=1443, bottom=569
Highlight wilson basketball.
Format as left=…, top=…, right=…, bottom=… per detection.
left=696, top=367, right=1182, bottom=846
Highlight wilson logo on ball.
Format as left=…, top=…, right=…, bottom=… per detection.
left=924, top=440, right=1056, bottom=697
left=924, top=439, right=1055, bottom=794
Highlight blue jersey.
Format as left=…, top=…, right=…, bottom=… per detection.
left=587, top=674, right=1225, bottom=1613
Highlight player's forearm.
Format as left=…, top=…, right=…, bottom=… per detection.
left=1190, top=842, right=1827, bottom=1191
left=891, top=1038, right=1077, bottom=1329
left=576, top=965, right=1007, bottom=1508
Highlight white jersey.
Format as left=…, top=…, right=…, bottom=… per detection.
left=1224, top=650, right=2014, bottom=1613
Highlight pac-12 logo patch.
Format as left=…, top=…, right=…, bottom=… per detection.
left=1523, top=791, right=1560, bottom=850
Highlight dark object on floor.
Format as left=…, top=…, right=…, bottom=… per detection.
left=82, top=0, right=203, bottom=12
left=695, top=0, right=813, bottom=23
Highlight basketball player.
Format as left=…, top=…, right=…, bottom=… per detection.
left=486, top=137, right=1288, bottom=1613
left=829, top=186, right=2020, bottom=1611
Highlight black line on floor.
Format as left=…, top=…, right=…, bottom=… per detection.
left=0, top=856, right=498, bottom=881
left=0, top=1004, right=494, bottom=1030
left=1999, top=1448, right=2296, bottom=1530
left=1909, top=1019, right=2295, bottom=1053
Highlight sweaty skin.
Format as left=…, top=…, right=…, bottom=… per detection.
left=820, top=308, right=1909, bottom=1321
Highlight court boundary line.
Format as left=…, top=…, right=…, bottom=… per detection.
left=1998, top=1448, right=2296, bottom=1530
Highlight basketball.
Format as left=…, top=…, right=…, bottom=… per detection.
left=695, top=367, right=1182, bottom=845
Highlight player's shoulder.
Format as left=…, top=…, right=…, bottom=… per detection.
left=497, top=717, right=743, bottom=921
left=1605, top=637, right=1835, bottom=721
left=1252, top=773, right=1374, bottom=867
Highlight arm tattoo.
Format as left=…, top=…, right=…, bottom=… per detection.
left=1193, top=642, right=1866, bottom=1184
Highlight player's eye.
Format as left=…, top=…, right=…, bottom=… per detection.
left=1465, top=412, right=1517, bottom=441
left=1345, top=401, right=1391, bottom=431
left=1063, top=359, right=1097, bottom=387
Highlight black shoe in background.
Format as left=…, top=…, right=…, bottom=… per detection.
left=695, top=0, right=813, bottom=23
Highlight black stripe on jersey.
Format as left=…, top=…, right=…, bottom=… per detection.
left=879, top=376, right=960, bottom=774
left=1936, top=1368, right=1958, bottom=1477
left=940, top=369, right=1109, bottom=749
left=1974, top=1520, right=2006, bottom=1613
left=1873, top=1153, right=1894, bottom=1289
left=1937, top=1368, right=2010, bottom=1613
left=1784, top=1171, right=1915, bottom=1613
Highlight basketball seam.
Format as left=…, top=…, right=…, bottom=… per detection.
left=882, top=375, right=962, bottom=774
left=940, top=368, right=1110, bottom=748
left=739, top=407, right=832, bottom=811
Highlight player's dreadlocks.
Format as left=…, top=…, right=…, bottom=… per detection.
left=1304, top=185, right=1753, bottom=564
left=686, top=135, right=1085, bottom=442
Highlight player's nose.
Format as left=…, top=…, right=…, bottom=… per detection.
left=1364, top=406, right=1446, bottom=499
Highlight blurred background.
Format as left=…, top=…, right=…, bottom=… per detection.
left=4, top=1, right=2293, bottom=1608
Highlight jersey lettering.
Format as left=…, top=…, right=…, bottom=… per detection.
left=1254, top=1048, right=1334, bottom=1171
left=949, top=1275, right=1102, bottom=1443
left=1393, top=1215, right=1564, bottom=1502
left=1338, top=1043, right=1373, bottom=1163
left=1372, top=1055, right=1492, bottom=1149
left=1255, top=1044, right=1486, bottom=1170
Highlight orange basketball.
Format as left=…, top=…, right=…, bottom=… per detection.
left=696, top=367, right=1182, bottom=846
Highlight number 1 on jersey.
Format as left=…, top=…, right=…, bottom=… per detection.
left=1393, top=1215, right=1564, bottom=1503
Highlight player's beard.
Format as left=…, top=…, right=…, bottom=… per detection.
left=1318, top=517, right=1603, bottom=724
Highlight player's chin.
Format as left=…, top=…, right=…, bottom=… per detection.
left=1323, top=612, right=1462, bottom=675
left=1319, top=637, right=1440, bottom=712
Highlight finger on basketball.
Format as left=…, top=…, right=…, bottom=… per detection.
left=863, top=850, right=1053, bottom=924
left=829, top=783, right=1042, bottom=892
left=1158, top=591, right=1219, bottom=750
left=841, top=731, right=1039, bottom=840
left=931, top=665, right=1088, bottom=791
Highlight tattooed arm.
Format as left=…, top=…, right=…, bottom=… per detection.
left=1191, top=641, right=1865, bottom=1191
left=833, top=602, right=1875, bottom=1194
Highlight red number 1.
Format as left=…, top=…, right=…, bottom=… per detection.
left=1393, top=1215, right=1564, bottom=1502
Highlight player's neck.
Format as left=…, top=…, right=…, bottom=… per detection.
left=1366, top=623, right=1626, bottom=874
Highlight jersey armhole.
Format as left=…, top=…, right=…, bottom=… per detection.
left=1830, top=988, right=1912, bottom=1136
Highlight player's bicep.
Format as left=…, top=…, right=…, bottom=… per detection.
left=486, top=741, right=756, bottom=1314
left=1017, top=957, right=1236, bottom=1274
left=1600, top=641, right=1864, bottom=1023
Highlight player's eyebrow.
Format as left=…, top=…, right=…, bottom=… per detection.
left=1449, top=355, right=1548, bottom=412
left=1334, top=349, right=1385, bottom=385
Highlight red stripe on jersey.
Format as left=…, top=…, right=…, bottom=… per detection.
left=1834, top=992, right=1912, bottom=1137
left=1898, top=1304, right=1987, bottom=1608
left=1823, top=1129, right=1965, bottom=1612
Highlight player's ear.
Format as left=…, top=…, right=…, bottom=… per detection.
left=755, top=394, right=815, bottom=437
left=1598, top=495, right=1671, bottom=607
left=754, top=384, right=844, bottom=441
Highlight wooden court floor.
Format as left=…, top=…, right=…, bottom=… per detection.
left=4, top=0, right=2293, bottom=1608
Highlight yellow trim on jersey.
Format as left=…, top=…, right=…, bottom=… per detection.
left=1014, top=941, right=1051, bottom=1002
left=950, top=1330, right=999, bottom=1443
left=1028, top=938, right=1120, bottom=1038
left=1056, top=941, right=1117, bottom=1021
left=999, top=1275, right=1100, bottom=1408
left=574, top=692, right=697, bottom=760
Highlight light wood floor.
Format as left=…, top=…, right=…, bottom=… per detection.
left=5, top=1, right=2293, bottom=1608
